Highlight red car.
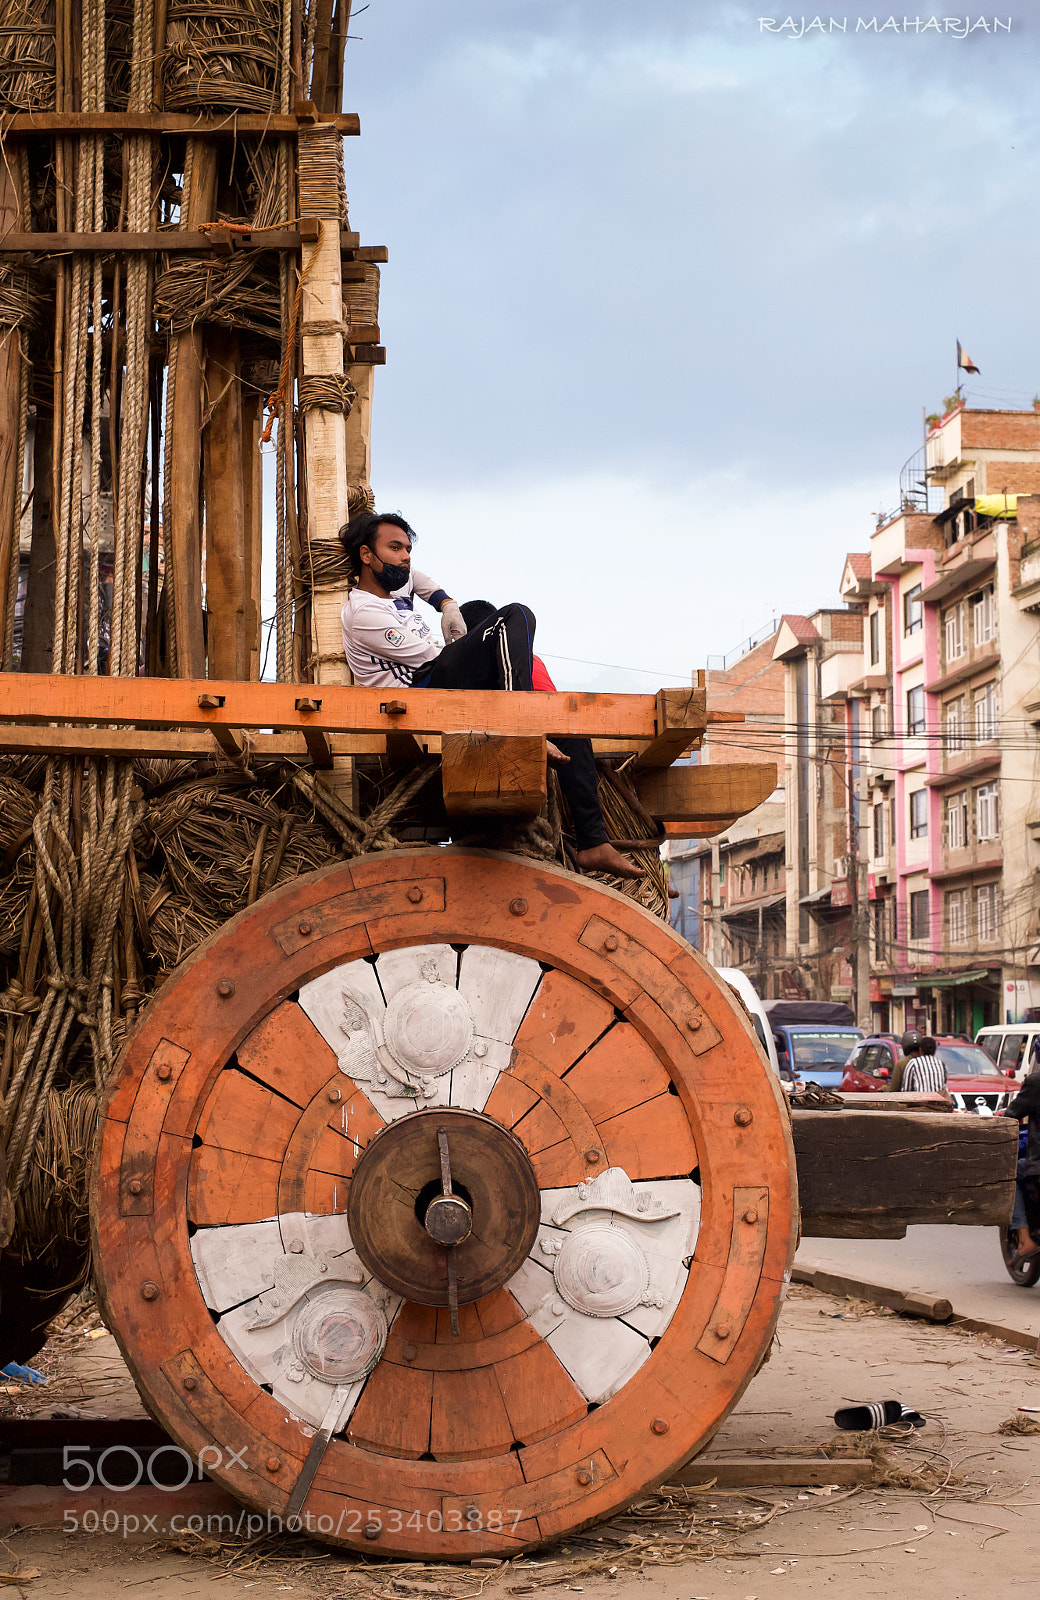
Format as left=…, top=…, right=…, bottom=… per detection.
left=841, top=1039, right=1011, bottom=1114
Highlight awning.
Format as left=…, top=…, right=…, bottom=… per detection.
left=918, top=556, right=995, bottom=605
left=924, top=969, right=995, bottom=988
left=721, top=892, right=786, bottom=920
left=799, top=885, right=832, bottom=906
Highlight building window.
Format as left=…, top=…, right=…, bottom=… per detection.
left=909, top=888, right=930, bottom=941
left=947, top=888, right=968, bottom=944
left=971, top=585, right=995, bottom=646
left=871, top=701, right=888, bottom=742
left=909, top=789, right=928, bottom=839
left=976, top=781, right=999, bottom=841
left=873, top=898, right=888, bottom=961
left=974, top=680, right=997, bottom=743
left=906, top=686, right=926, bottom=735
left=872, top=802, right=885, bottom=858
left=976, top=882, right=999, bottom=941
left=945, top=790, right=968, bottom=850
left=945, top=695, right=966, bottom=753
left=943, top=603, right=964, bottom=666
left=869, top=610, right=880, bottom=665
left=903, top=584, right=923, bottom=636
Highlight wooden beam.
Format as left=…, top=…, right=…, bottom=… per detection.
left=0, top=726, right=389, bottom=759
left=240, top=395, right=263, bottom=680
left=0, top=673, right=670, bottom=739
left=166, top=143, right=217, bottom=678
left=635, top=761, right=778, bottom=823
left=793, top=1109, right=1016, bottom=1238
left=441, top=732, right=547, bottom=821
left=203, top=330, right=248, bottom=681
left=791, top=1267, right=953, bottom=1324
left=0, top=111, right=360, bottom=136
left=628, top=687, right=708, bottom=771
left=0, top=223, right=358, bottom=255
left=672, top=1457, right=876, bottom=1489
left=19, top=416, right=54, bottom=674
left=0, top=160, right=21, bottom=667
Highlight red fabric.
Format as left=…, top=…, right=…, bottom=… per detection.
left=532, top=655, right=556, bottom=692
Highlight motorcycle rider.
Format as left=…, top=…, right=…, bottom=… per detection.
left=1004, top=1057, right=1040, bottom=1264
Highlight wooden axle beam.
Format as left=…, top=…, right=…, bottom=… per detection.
left=0, top=674, right=708, bottom=745
left=0, top=111, right=360, bottom=137
left=0, top=224, right=371, bottom=256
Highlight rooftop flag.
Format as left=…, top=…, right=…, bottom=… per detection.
left=957, top=341, right=980, bottom=374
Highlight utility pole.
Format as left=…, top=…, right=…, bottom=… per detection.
left=847, top=702, right=871, bottom=1028
left=711, top=838, right=724, bottom=966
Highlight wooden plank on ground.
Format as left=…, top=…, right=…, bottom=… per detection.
left=635, top=761, right=778, bottom=823
left=790, top=1266, right=953, bottom=1323
left=441, top=732, right=547, bottom=820
left=671, top=1457, right=875, bottom=1488
left=793, top=1110, right=1017, bottom=1238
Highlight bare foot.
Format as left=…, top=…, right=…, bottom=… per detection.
left=575, top=841, right=645, bottom=880
left=546, top=741, right=571, bottom=764
left=1016, top=1229, right=1040, bottom=1258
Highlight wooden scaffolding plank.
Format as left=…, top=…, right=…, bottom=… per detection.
left=0, top=160, right=21, bottom=666
left=204, top=329, right=248, bottom=681
left=634, top=761, right=779, bottom=823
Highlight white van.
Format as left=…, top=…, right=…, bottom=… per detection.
left=975, top=1024, right=1040, bottom=1083
left=713, top=967, right=784, bottom=1079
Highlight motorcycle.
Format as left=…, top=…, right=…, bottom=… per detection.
left=1001, top=1125, right=1040, bottom=1287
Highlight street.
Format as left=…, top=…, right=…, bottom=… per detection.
left=796, top=1224, right=1040, bottom=1341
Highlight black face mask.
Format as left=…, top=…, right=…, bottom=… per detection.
left=373, top=558, right=410, bottom=592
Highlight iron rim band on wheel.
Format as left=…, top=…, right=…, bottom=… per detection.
left=92, top=849, right=797, bottom=1557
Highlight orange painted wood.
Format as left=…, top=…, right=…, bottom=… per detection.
left=482, top=1072, right=540, bottom=1129
left=475, top=1290, right=524, bottom=1337
left=347, top=1361, right=434, bottom=1459
left=436, top=1302, right=483, bottom=1344
left=390, top=1321, right=544, bottom=1374
left=509, top=1056, right=601, bottom=1160
left=194, top=1069, right=300, bottom=1161
left=492, top=1341, right=586, bottom=1446
left=187, top=1146, right=281, bottom=1225
left=277, top=1076, right=381, bottom=1214
left=562, top=1022, right=671, bottom=1123
left=235, top=1002, right=340, bottom=1108
left=511, top=969, right=614, bottom=1077
left=431, top=1367, right=515, bottom=1460
left=596, top=1093, right=698, bottom=1179
left=3, top=673, right=666, bottom=739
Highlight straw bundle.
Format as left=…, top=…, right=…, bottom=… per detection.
left=154, top=250, right=281, bottom=341
left=18, top=1083, right=97, bottom=1273
left=162, top=0, right=281, bottom=112
left=0, top=0, right=54, bottom=111
left=0, top=264, right=47, bottom=333
left=343, top=262, right=379, bottom=329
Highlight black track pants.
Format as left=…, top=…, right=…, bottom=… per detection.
left=414, top=605, right=609, bottom=851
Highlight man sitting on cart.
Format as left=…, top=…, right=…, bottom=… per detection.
left=338, top=511, right=642, bottom=882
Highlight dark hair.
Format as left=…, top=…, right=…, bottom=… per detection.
left=918, top=1035, right=937, bottom=1056
left=459, top=599, right=496, bottom=629
left=338, top=511, right=416, bottom=580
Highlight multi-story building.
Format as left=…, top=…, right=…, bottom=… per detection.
left=848, top=405, right=1040, bottom=1035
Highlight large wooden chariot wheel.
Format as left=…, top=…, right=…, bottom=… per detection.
left=93, top=850, right=797, bottom=1557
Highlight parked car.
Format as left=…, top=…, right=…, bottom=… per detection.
left=841, top=1038, right=1012, bottom=1114
left=975, top=1024, right=1040, bottom=1083
left=763, top=1000, right=863, bottom=1088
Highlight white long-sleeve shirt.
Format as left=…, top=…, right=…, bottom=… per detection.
left=340, top=569, right=449, bottom=688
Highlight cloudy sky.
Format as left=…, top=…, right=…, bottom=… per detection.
left=338, top=4, right=1036, bottom=691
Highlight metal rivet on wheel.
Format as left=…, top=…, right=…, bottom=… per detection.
left=651, top=1417, right=669, bottom=1434
left=128, top=1178, right=143, bottom=1196
left=576, top=1469, right=593, bottom=1485
left=685, top=1015, right=702, bottom=1032
left=289, top=1239, right=304, bottom=1254
left=734, top=1106, right=753, bottom=1127
left=407, top=886, right=423, bottom=904
left=298, top=920, right=313, bottom=936
left=714, top=1324, right=731, bottom=1341
left=603, top=934, right=619, bottom=953
left=140, top=1280, right=160, bottom=1301
left=364, top=1524, right=381, bottom=1541
left=402, top=1344, right=418, bottom=1363
left=328, top=1086, right=342, bottom=1103
left=266, top=1457, right=280, bottom=1473
left=509, top=897, right=528, bottom=917
left=216, top=979, right=235, bottom=999
left=743, top=1208, right=758, bottom=1225
left=155, top=1062, right=172, bottom=1082
left=584, top=1147, right=600, bottom=1164
left=183, top=1376, right=196, bottom=1391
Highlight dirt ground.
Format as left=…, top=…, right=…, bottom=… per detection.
left=1, top=1282, right=1038, bottom=1599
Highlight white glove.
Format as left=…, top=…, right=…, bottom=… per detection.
left=440, top=600, right=467, bottom=645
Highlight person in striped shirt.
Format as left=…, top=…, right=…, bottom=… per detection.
left=901, top=1036, right=949, bottom=1098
